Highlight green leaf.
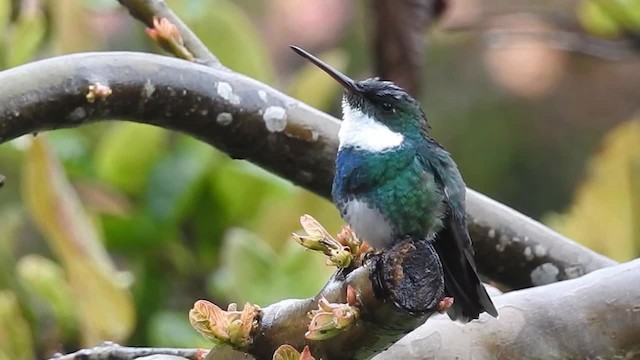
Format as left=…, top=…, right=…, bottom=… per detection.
left=578, top=0, right=623, bottom=37
left=23, top=136, right=135, bottom=346
left=209, top=160, right=293, bottom=227
left=272, top=344, right=301, bottom=360
left=94, top=123, right=168, bottom=195
left=278, top=240, right=333, bottom=298
left=288, top=50, right=348, bottom=111
left=210, top=228, right=277, bottom=305
left=4, top=5, right=45, bottom=68
left=16, top=255, right=78, bottom=341
left=101, top=212, right=168, bottom=252
left=146, top=137, right=214, bottom=225
left=169, top=0, right=275, bottom=82
left=546, top=119, right=640, bottom=260
left=210, top=228, right=332, bottom=305
left=578, top=0, right=640, bottom=37
left=0, top=205, right=23, bottom=290
left=148, top=311, right=212, bottom=348
left=50, top=0, right=100, bottom=53
left=0, top=291, right=33, bottom=360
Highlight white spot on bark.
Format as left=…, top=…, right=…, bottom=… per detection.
left=564, top=265, right=583, bottom=279
left=530, top=263, right=559, bottom=285
left=499, top=234, right=509, bottom=244
left=495, top=234, right=509, bottom=252
left=258, top=90, right=268, bottom=103
left=263, top=106, right=287, bottom=132
left=523, top=247, right=533, bottom=260
left=534, top=245, right=547, bottom=257
left=217, top=82, right=233, bottom=101
left=216, top=112, right=233, bottom=126
left=200, top=109, right=209, bottom=116
left=143, top=80, right=156, bottom=98
left=487, top=229, right=496, bottom=239
left=68, top=107, right=86, bottom=122
left=217, top=82, right=241, bottom=105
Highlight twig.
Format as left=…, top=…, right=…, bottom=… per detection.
left=49, top=341, right=205, bottom=360
left=116, top=0, right=222, bottom=67
left=484, top=27, right=639, bottom=61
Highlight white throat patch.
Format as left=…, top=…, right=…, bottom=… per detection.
left=339, top=99, right=404, bottom=152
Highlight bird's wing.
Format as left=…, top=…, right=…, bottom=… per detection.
left=419, top=141, right=498, bottom=321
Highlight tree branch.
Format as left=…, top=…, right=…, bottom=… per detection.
left=50, top=341, right=206, bottom=360
left=0, top=52, right=615, bottom=290
left=116, top=0, right=222, bottom=66
left=484, top=27, right=640, bottom=61
left=377, top=258, right=640, bottom=359
left=370, top=0, right=446, bottom=96
left=466, top=190, right=617, bottom=289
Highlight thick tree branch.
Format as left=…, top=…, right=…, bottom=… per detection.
left=0, top=52, right=615, bottom=290
left=466, top=191, right=617, bottom=289
left=377, top=258, right=640, bottom=359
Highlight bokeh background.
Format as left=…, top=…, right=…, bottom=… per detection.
left=0, top=0, right=638, bottom=358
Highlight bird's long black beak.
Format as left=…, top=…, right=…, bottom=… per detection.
left=290, top=45, right=360, bottom=94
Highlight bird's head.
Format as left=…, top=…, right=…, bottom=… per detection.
left=291, top=46, right=429, bottom=151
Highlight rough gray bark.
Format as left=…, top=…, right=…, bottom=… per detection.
left=376, top=258, right=640, bottom=360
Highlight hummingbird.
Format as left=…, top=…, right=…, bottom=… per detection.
left=291, top=46, right=498, bottom=321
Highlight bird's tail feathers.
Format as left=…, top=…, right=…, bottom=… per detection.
left=434, top=238, right=498, bottom=322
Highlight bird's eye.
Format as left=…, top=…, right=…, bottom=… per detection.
left=381, top=102, right=394, bottom=113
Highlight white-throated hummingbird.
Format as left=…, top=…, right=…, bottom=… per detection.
left=291, top=45, right=498, bottom=321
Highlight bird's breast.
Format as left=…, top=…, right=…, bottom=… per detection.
left=341, top=198, right=394, bottom=249
left=333, top=148, right=446, bottom=248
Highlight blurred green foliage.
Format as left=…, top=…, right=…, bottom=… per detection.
left=547, top=119, right=640, bottom=261
left=0, top=0, right=638, bottom=358
left=578, top=0, right=640, bottom=37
